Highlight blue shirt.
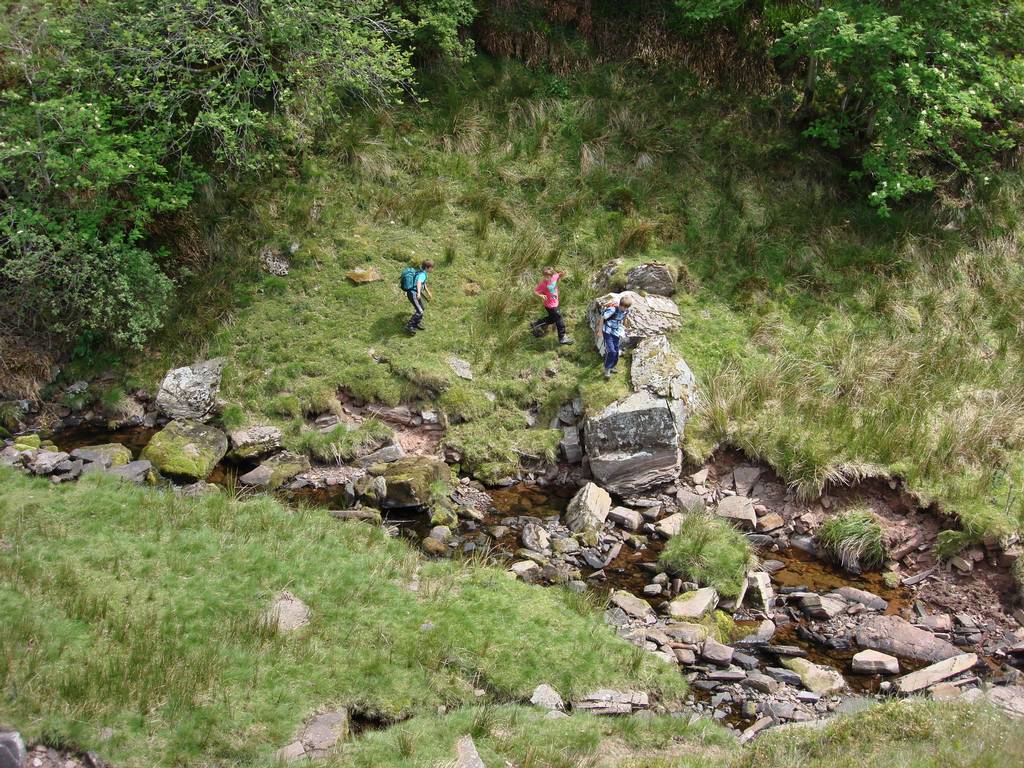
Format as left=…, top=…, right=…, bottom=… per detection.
left=415, top=271, right=428, bottom=288
left=602, top=306, right=629, bottom=338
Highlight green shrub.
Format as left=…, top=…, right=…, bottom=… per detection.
left=659, top=513, right=756, bottom=598
left=816, top=509, right=885, bottom=571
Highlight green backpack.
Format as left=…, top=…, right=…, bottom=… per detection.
left=399, top=267, right=418, bottom=291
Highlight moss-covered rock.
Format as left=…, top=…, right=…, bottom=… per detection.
left=379, top=456, right=449, bottom=508
left=14, top=434, right=41, bottom=450
left=142, top=420, right=228, bottom=480
left=238, top=451, right=310, bottom=490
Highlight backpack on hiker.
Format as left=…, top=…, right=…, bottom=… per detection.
left=399, top=267, right=418, bottom=291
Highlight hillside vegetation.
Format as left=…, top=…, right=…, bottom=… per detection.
left=133, top=58, right=1024, bottom=542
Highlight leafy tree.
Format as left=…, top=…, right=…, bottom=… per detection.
left=0, top=0, right=476, bottom=349
left=675, top=0, right=1024, bottom=212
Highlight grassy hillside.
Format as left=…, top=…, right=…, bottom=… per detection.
left=132, top=58, right=1024, bottom=541
left=2, top=469, right=1021, bottom=767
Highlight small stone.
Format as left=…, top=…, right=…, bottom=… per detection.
left=896, top=653, right=978, bottom=694
left=716, top=496, right=757, bottom=528
left=673, top=648, right=696, bottom=665
left=781, top=657, right=846, bottom=695
left=446, top=356, right=474, bottom=381
left=610, top=590, right=655, bottom=619
left=521, top=523, right=551, bottom=552
left=608, top=506, right=643, bottom=531
left=454, top=735, right=485, bottom=768
left=756, top=512, right=785, bottom=532
left=745, top=572, right=774, bottom=611
left=530, top=683, right=565, bottom=712
left=732, top=466, right=762, bottom=496
left=346, top=266, right=383, bottom=283
left=834, top=586, right=888, bottom=611
left=509, top=560, right=539, bottom=577
left=852, top=650, right=900, bottom=675
left=669, top=587, right=718, bottom=619
left=655, top=512, right=686, bottom=538
left=701, top=638, right=734, bottom=666
left=799, top=593, right=847, bottom=620
left=264, top=591, right=310, bottom=633
left=950, top=556, right=973, bottom=573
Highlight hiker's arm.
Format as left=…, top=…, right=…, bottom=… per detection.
left=423, top=284, right=433, bottom=300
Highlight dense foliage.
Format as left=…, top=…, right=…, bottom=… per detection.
left=677, top=0, right=1024, bottom=212
left=0, top=0, right=475, bottom=349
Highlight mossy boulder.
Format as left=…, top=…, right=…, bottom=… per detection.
left=14, top=434, right=41, bottom=450
left=142, top=420, right=228, bottom=481
left=238, top=451, right=310, bottom=490
left=379, top=456, right=449, bottom=508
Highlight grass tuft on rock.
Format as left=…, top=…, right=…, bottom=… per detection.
left=816, top=509, right=885, bottom=572
left=659, top=514, right=756, bottom=598
left=289, top=418, right=393, bottom=463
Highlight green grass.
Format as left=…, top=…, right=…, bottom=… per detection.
left=335, top=703, right=734, bottom=768
left=658, top=514, right=756, bottom=598
left=288, top=418, right=393, bottom=463
left=735, top=700, right=1022, bottom=768
left=816, top=509, right=886, bottom=572
left=0, top=467, right=684, bottom=767
left=126, top=57, right=1024, bottom=540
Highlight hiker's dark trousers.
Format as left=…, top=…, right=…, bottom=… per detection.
left=532, top=307, right=565, bottom=339
left=603, top=331, right=621, bottom=371
left=406, top=290, right=424, bottom=328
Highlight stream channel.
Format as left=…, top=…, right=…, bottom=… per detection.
left=51, top=425, right=1000, bottom=731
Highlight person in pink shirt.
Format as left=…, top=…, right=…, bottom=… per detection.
left=529, top=267, right=574, bottom=345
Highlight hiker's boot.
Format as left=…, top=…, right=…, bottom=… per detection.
left=603, top=368, right=612, bottom=379
left=558, top=337, right=575, bottom=345
left=414, top=321, right=426, bottom=330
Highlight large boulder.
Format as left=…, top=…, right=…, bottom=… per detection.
left=155, top=358, right=226, bottom=421
left=630, top=335, right=697, bottom=403
left=626, top=262, right=677, bottom=296
left=564, top=482, right=611, bottom=536
left=855, top=615, right=960, bottom=662
left=379, top=456, right=449, bottom=508
left=587, top=291, right=682, bottom=355
left=142, top=420, right=228, bottom=480
left=582, top=390, right=681, bottom=494
left=227, top=426, right=282, bottom=460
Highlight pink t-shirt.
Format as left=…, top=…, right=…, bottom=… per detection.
left=535, top=273, right=561, bottom=309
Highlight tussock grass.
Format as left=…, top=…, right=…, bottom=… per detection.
left=659, top=514, right=756, bottom=598
left=816, top=509, right=886, bottom=572
left=736, top=700, right=1021, bottom=768
left=0, top=468, right=685, bottom=766
left=128, top=57, right=1024, bottom=540
left=289, top=418, right=393, bottom=463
